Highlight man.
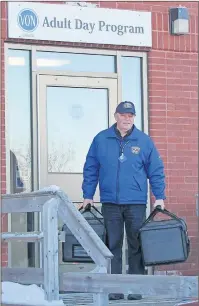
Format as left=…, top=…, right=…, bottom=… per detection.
left=82, top=101, right=166, bottom=301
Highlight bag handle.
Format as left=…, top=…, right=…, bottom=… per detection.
left=79, top=203, right=92, bottom=212
left=142, top=205, right=187, bottom=228
left=79, top=203, right=104, bottom=225
left=79, top=203, right=103, bottom=215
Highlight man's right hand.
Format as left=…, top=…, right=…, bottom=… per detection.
left=80, top=199, right=94, bottom=209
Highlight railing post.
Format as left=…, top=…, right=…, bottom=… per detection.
left=42, top=198, right=59, bottom=301
left=91, top=263, right=110, bottom=306
left=93, top=293, right=108, bottom=306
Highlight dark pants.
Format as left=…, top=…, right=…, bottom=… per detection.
left=101, top=203, right=146, bottom=275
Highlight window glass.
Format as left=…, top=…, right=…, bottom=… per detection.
left=121, top=57, right=143, bottom=130
left=7, top=49, right=33, bottom=267
left=47, top=86, right=108, bottom=173
left=36, top=51, right=116, bottom=73
left=7, top=49, right=32, bottom=193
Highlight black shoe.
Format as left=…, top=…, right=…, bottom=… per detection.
left=127, top=294, right=142, bottom=300
left=109, top=293, right=124, bottom=300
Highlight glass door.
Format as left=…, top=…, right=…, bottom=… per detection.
left=38, top=75, right=118, bottom=203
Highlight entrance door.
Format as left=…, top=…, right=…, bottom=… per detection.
left=38, top=75, right=117, bottom=203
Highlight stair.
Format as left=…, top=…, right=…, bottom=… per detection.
left=61, top=293, right=194, bottom=306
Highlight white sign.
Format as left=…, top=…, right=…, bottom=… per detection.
left=8, top=2, right=152, bottom=47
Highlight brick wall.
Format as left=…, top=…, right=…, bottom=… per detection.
left=1, top=1, right=198, bottom=275
left=131, top=1, right=198, bottom=276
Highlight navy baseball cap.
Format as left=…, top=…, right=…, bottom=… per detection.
left=115, top=101, right=136, bottom=115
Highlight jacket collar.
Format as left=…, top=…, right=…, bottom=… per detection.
left=106, top=124, right=139, bottom=140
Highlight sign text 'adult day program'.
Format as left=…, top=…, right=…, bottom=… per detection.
left=42, top=17, right=144, bottom=36
left=8, top=2, right=152, bottom=47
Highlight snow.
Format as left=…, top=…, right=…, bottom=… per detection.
left=40, top=185, right=61, bottom=192
left=2, top=282, right=64, bottom=306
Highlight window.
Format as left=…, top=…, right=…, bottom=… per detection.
left=7, top=49, right=32, bottom=193
left=36, top=51, right=116, bottom=72
left=7, top=49, right=34, bottom=267
left=47, top=86, right=108, bottom=173
left=121, top=56, right=143, bottom=130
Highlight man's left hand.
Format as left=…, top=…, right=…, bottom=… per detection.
left=153, top=199, right=165, bottom=210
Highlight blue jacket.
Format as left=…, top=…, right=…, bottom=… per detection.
left=82, top=125, right=166, bottom=205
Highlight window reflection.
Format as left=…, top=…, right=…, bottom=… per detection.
left=10, top=150, right=25, bottom=193
left=47, top=87, right=108, bottom=173
left=7, top=49, right=33, bottom=268
left=36, top=51, right=116, bottom=73
left=121, top=57, right=143, bottom=130
left=7, top=49, right=32, bottom=192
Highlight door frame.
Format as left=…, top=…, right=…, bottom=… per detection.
left=5, top=43, right=149, bottom=269
left=5, top=43, right=149, bottom=202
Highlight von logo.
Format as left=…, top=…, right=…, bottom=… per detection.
left=18, top=9, right=39, bottom=32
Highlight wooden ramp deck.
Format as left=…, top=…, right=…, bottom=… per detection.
left=2, top=190, right=198, bottom=306
left=60, top=293, right=197, bottom=306
left=2, top=296, right=197, bottom=306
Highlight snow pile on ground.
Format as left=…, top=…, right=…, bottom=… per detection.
left=40, top=185, right=61, bottom=192
left=2, top=282, right=64, bottom=306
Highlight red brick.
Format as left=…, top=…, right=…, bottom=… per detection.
left=150, top=129, right=167, bottom=136
left=152, top=31, right=158, bottom=50
left=99, top=1, right=116, bottom=8
left=116, top=2, right=135, bottom=10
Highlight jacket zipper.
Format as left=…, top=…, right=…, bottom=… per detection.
left=116, top=140, right=130, bottom=203
left=116, top=147, right=121, bottom=204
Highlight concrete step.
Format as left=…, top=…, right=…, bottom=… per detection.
left=61, top=293, right=194, bottom=306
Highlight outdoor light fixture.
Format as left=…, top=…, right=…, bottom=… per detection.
left=169, top=7, right=189, bottom=35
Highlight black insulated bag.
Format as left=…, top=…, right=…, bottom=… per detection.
left=139, top=206, right=190, bottom=266
left=62, top=204, right=106, bottom=263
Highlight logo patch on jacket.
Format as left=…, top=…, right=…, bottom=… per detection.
left=131, top=146, right=140, bottom=154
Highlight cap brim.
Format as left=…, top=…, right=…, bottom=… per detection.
left=117, top=110, right=135, bottom=114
